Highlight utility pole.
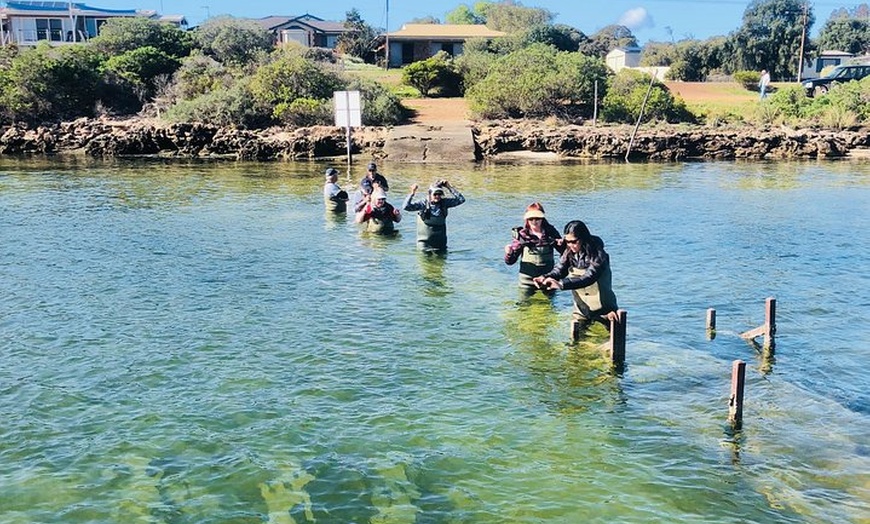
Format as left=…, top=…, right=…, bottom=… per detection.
left=797, top=1, right=808, bottom=82
left=384, top=0, right=390, bottom=69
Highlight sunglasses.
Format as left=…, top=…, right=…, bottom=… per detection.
left=564, top=238, right=580, bottom=244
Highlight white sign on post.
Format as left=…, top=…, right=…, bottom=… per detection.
left=334, top=90, right=362, bottom=170
left=334, top=90, right=362, bottom=127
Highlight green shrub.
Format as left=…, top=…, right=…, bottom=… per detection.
left=102, top=46, right=181, bottom=102
left=733, top=70, right=760, bottom=91
left=601, top=69, right=694, bottom=124
left=249, top=50, right=344, bottom=109
left=466, top=43, right=609, bottom=119
left=0, top=43, right=104, bottom=122
left=162, top=82, right=268, bottom=128
left=169, top=53, right=232, bottom=101
left=764, top=84, right=811, bottom=119
left=401, top=51, right=461, bottom=97
left=274, top=97, right=332, bottom=127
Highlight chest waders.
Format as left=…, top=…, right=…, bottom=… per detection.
left=367, top=209, right=396, bottom=235
left=416, top=212, right=447, bottom=250
left=568, top=265, right=617, bottom=321
left=518, top=245, right=555, bottom=288
left=325, top=196, right=346, bottom=213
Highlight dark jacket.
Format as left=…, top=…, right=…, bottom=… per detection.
left=360, top=173, right=389, bottom=195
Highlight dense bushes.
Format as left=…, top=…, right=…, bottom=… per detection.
left=401, top=51, right=461, bottom=97
left=602, top=69, right=694, bottom=124
left=466, top=43, right=609, bottom=119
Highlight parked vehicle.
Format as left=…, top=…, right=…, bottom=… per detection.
left=803, top=64, right=870, bottom=97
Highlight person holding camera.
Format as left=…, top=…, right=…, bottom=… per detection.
left=402, top=180, right=465, bottom=252
left=504, top=202, right=564, bottom=297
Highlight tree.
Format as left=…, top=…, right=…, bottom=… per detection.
left=407, top=16, right=441, bottom=24
left=102, top=46, right=181, bottom=102
left=89, top=17, right=192, bottom=58
left=817, top=17, right=870, bottom=55
left=727, top=0, right=813, bottom=80
left=579, top=25, right=638, bottom=58
left=445, top=4, right=484, bottom=24
left=335, top=9, right=378, bottom=62
left=194, top=16, right=274, bottom=67
left=481, top=1, right=554, bottom=33
left=602, top=69, right=692, bottom=123
left=522, top=23, right=587, bottom=52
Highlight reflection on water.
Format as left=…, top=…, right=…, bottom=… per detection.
left=0, top=158, right=868, bottom=523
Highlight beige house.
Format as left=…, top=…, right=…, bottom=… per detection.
left=385, top=24, right=505, bottom=67
left=0, top=1, right=185, bottom=46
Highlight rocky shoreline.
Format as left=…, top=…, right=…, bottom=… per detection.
left=1, top=117, right=868, bottom=161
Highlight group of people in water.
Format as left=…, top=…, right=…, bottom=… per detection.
left=324, top=163, right=620, bottom=331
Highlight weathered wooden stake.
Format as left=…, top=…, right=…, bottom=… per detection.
left=763, top=297, right=776, bottom=351
left=728, top=359, right=746, bottom=430
left=609, top=309, right=627, bottom=365
left=570, top=320, right=580, bottom=342
left=706, top=308, right=716, bottom=340
left=740, top=297, right=776, bottom=350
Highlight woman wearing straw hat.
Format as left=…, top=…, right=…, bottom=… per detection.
left=504, top=202, right=564, bottom=296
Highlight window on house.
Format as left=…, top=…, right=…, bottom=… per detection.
left=441, top=43, right=454, bottom=55
left=35, top=18, right=63, bottom=41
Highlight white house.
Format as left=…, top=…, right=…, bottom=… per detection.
left=0, top=1, right=186, bottom=46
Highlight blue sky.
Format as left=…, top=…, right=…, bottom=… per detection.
left=95, top=0, right=854, bottom=43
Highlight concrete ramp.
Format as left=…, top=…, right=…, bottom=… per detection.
left=383, top=123, right=477, bottom=163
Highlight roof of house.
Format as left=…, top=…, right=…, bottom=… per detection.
left=386, top=24, right=506, bottom=40
left=3, top=1, right=136, bottom=14
left=256, top=14, right=346, bottom=33
left=818, top=49, right=855, bottom=57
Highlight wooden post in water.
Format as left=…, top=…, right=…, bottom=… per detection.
left=570, top=320, right=581, bottom=342
left=740, top=297, right=776, bottom=350
left=763, top=297, right=776, bottom=351
left=728, top=359, right=746, bottom=430
left=609, top=309, right=627, bottom=365
left=706, top=308, right=716, bottom=340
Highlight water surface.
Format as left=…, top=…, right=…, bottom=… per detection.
left=1, top=158, right=868, bottom=523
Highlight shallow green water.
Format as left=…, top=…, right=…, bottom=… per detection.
left=1, top=158, right=868, bottom=523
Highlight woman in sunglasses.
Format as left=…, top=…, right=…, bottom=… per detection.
left=533, top=220, right=619, bottom=330
left=504, top=202, right=565, bottom=297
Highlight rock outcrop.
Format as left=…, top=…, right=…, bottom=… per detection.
left=0, top=117, right=867, bottom=161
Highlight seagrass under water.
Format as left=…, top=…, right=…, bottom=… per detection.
left=0, top=158, right=868, bottom=523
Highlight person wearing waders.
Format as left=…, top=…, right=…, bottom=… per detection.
left=534, top=220, right=620, bottom=331
left=355, top=188, right=401, bottom=234
left=402, top=180, right=465, bottom=252
left=323, top=167, right=348, bottom=213
left=504, top=202, right=564, bottom=298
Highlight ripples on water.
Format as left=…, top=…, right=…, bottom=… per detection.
left=0, top=159, right=868, bottom=523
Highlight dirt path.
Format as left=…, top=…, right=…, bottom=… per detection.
left=403, top=98, right=470, bottom=125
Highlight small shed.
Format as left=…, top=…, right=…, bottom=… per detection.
left=606, top=46, right=642, bottom=72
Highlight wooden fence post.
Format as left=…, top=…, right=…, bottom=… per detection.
left=763, top=297, right=776, bottom=351
left=728, top=359, right=746, bottom=430
left=740, top=297, right=776, bottom=350
left=706, top=308, right=716, bottom=340
left=609, top=309, right=627, bottom=365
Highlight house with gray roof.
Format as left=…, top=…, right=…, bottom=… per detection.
left=255, top=14, right=349, bottom=48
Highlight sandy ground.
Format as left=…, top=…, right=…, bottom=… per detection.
left=402, top=83, right=752, bottom=125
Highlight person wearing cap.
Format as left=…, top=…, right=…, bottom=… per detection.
left=323, top=167, right=348, bottom=213
left=355, top=188, right=401, bottom=234
left=402, top=179, right=465, bottom=252
left=504, top=202, right=564, bottom=296
left=534, top=220, right=619, bottom=331
left=359, top=162, right=389, bottom=196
